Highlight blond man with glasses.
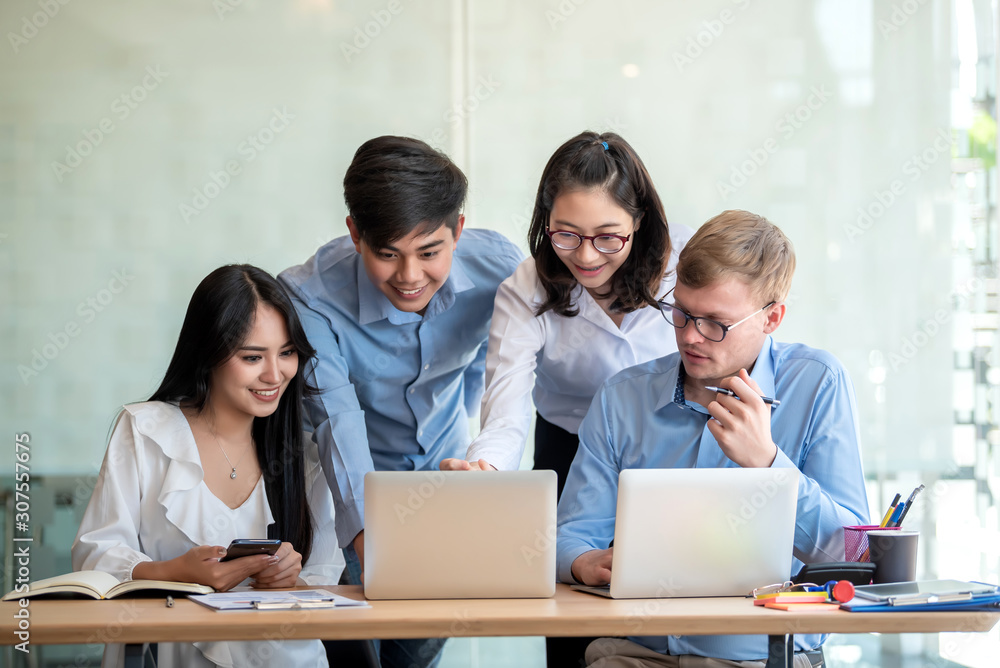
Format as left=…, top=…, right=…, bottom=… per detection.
left=558, top=210, right=869, bottom=668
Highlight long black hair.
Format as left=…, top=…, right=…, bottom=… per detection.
left=527, top=131, right=671, bottom=317
left=150, top=265, right=317, bottom=561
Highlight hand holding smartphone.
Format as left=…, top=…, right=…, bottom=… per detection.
left=220, top=539, right=282, bottom=562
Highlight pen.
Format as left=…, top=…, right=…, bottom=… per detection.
left=705, top=386, right=780, bottom=406
left=894, top=484, right=925, bottom=527
left=886, top=503, right=905, bottom=526
left=879, top=493, right=901, bottom=528
left=166, top=595, right=174, bottom=608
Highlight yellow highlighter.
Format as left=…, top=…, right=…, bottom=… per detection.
left=879, top=493, right=902, bottom=527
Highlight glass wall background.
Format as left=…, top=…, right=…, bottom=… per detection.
left=1, top=0, right=997, bottom=666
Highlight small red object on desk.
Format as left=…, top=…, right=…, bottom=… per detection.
left=830, top=580, right=854, bottom=603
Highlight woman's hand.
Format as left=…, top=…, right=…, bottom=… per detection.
left=439, top=458, right=496, bottom=471
left=250, top=542, right=303, bottom=589
left=133, top=545, right=275, bottom=592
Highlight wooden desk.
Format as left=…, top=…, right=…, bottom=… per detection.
left=3, top=585, right=998, bottom=668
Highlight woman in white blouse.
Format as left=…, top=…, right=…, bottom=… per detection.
left=72, top=265, right=344, bottom=668
left=441, top=129, right=692, bottom=668
left=443, top=131, right=693, bottom=489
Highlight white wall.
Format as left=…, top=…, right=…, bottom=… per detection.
left=2, top=0, right=962, bottom=475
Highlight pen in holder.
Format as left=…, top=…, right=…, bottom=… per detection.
left=844, top=524, right=899, bottom=562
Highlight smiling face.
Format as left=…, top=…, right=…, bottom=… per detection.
left=347, top=216, right=464, bottom=315
left=672, top=277, right=782, bottom=393
left=209, top=303, right=298, bottom=421
left=548, top=189, right=636, bottom=298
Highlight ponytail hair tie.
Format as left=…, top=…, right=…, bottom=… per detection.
left=601, top=141, right=609, bottom=151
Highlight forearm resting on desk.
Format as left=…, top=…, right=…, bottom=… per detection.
left=132, top=545, right=275, bottom=591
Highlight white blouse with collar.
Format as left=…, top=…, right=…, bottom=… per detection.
left=466, top=224, right=693, bottom=471
left=72, top=401, right=344, bottom=668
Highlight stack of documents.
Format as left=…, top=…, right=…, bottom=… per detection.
left=190, top=589, right=369, bottom=611
left=841, top=580, right=1000, bottom=612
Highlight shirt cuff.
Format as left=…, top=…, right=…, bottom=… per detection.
left=769, top=447, right=797, bottom=469
left=466, top=425, right=528, bottom=471
left=336, top=502, right=364, bottom=550
left=556, top=544, right=595, bottom=584
left=465, top=443, right=520, bottom=471
left=124, top=554, right=152, bottom=582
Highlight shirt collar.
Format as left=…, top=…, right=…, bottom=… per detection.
left=656, top=335, right=777, bottom=411
left=752, top=335, right=777, bottom=399
left=422, top=253, right=474, bottom=318
left=655, top=356, right=685, bottom=411
left=356, top=252, right=476, bottom=325
left=572, top=283, right=641, bottom=336
left=356, top=260, right=392, bottom=325
left=124, top=402, right=276, bottom=547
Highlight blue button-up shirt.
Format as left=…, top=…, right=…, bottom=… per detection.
left=280, top=230, right=523, bottom=547
left=557, top=336, right=869, bottom=661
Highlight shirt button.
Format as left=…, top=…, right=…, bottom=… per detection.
left=418, top=430, right=424, bottom=437
left=423, top=364, right=430, bottom=370
left=409, top=388, right=415, bottom=394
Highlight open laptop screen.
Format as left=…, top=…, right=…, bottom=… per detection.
left=364, top=470, right=557, bottom=600
left=606, top=467, right=799, bottom=598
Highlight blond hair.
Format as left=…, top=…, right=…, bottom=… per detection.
left=677, top=210, right=795, bottom=303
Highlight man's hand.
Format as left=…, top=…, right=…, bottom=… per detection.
left=353, top=531, right=365, bottom=584
left=439, top=458, right=496, bottom=471
left=570, top=548, right=613, bottom=586
left=706, top=369, right=778, bottom=468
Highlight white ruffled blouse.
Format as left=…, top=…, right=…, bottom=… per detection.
left=72, top=401, right=345, bottom=668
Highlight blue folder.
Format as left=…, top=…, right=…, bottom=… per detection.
left=841, top=581, right=1000, bottom=612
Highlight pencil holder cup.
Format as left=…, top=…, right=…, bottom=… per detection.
left=844, top=524, right=899, bottom=562
left=866, top=530, right=919, bottom=583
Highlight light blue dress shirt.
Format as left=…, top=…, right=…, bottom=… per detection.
left=557, top=336, right=869, bottom=661
left=280, top=230, right=523, bottom=547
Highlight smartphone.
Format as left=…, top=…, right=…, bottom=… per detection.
left=220, top=539, right=282, bottom=562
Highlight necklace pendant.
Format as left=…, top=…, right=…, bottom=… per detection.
left=230, top=469, right=237, bottom=479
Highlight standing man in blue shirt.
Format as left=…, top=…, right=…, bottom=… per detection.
left=558, top=210, right=868, bottom=668
left=280, top=136, right=523, bottom=668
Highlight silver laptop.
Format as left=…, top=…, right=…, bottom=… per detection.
left=574, top=467, right=799, bottom=598
left=364, top=470, right=557, bottom=599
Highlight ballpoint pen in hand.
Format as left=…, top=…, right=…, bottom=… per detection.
left=705, top=386, right=781, bottom=406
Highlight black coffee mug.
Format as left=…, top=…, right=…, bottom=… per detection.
left=866, top=530, right=918, bottom=584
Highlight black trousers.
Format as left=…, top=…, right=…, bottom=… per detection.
left=534, top=412, right=599, bottom=668
left=533, top=412, right=582, bottom=499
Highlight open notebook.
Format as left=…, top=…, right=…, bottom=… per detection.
left=3, top=570, right=213, bottom=600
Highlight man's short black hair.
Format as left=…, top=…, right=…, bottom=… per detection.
left=343, top=136, right=468, bottom=249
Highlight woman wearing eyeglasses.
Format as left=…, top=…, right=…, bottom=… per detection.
left=442, top=131, right=692, bottom=491
left=441, top=131, right=692, bottom=668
